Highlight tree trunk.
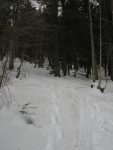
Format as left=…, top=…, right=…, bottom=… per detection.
left=53, top=52, right=60, bottom=77
left=0, top=54, right=8, bottom=88
left=62, top=55, right=67, bottom=76
left=88, top=0, right=98, bottom=81
left=9, top=49, right=15, bottom=70
left=9, top=40, right=15, bottom=70
left=110, top=58, right=113, bottom=81
left=110, top=0, right=113, bottom=80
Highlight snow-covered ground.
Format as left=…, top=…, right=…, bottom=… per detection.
left=0, top=61, right=113, bottom=150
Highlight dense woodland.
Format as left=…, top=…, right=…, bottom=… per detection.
left=0, top=0, right=113, bottom=87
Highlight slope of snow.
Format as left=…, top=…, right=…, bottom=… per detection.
left=0, top=61, right=113, bottom=150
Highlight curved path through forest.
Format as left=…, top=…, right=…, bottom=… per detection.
left=0, top=63, right=113, bottom=150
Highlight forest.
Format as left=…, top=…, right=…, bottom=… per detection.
left=0, top=0, right=113, bottom=88
left=0, top=1, right=113, bottom=150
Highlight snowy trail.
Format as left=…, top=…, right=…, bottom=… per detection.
left=46, top=92, right=63, bottom=150
left=78, top=93, right=92, bottom=150
left=50, top=85, right=80, bottom=150
left=0, top=64, right=113, bottom=150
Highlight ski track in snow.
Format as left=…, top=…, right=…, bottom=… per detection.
left=0, top=63, right=113, bottom=150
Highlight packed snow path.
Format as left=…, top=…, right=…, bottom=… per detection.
left=0, top=63, right=113, bottom=150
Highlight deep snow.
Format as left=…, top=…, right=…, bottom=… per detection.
left=0, top=61, right=113, bottom=150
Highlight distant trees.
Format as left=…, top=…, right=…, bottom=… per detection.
left=0, top=0, right=113, bottom=82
